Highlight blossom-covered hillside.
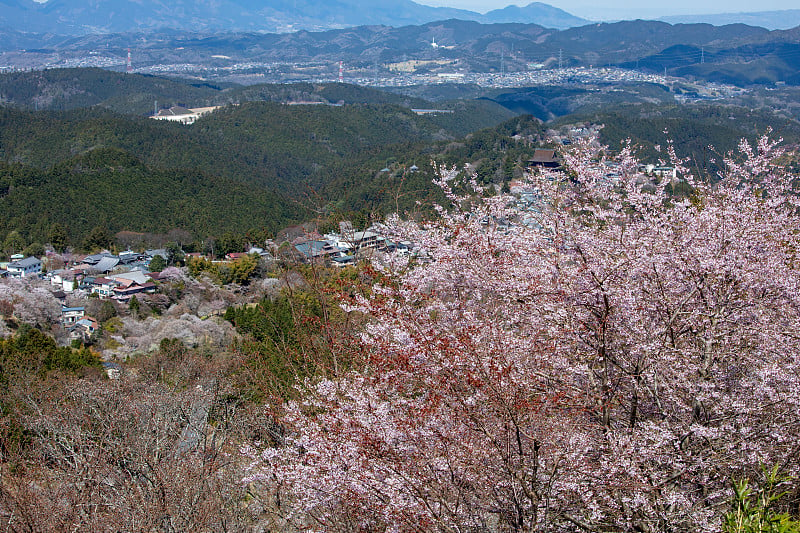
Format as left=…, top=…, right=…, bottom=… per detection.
left=247, top=136, right=800, bottom=531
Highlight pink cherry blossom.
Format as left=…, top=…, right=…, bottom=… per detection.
left=247, top=135, right=800, bottom=532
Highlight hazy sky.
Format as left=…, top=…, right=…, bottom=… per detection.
left=417, top=0, right=800, bottom=19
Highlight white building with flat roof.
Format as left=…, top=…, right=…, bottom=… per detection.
left=151, top=106, right=220, bottom=125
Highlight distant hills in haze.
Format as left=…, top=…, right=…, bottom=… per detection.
left=660, top=10, right=800, bottom=31
left=481, top=2, right=587, bottom=28
left=2, top=0, right=800, bottom=89
left=2, top=17, right=800, bottom=87
left=3, top=0, right=800, bottom=39
left=0, top=0, right=588, bottom=34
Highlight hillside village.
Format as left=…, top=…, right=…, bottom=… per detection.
left=0, top=99, right=790, bottom=530
left=0, top=217, right=429, bottom=360
left=0, top=108, right=696, bottom=412
left=0, top=141, right=684, bottom=364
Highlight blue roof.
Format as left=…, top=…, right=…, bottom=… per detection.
left=295, top=240, right=328, bottom=258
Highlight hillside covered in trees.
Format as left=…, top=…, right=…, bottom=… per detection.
left=1, top=61, right=800, bottom=531
left=0, top=70, right=531, bottom=251
left=2, top=130, right=799, bottom=531
left=3, top=68, right=800, bottom=253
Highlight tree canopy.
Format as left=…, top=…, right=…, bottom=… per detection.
left=246, top=136, right=800, bottom=531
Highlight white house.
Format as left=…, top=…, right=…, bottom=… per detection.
left=7, top=256, right=42, bottom=278
left=90, top=277, right=118, bottom=298
left=61, top=306, right=85, bottom=327
left=50, top=270, right=79, bottom=292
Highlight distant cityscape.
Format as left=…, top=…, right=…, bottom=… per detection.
left=0, top=50, right=745, bottom=106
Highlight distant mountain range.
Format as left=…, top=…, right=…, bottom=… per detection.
left=3, top=3, right=800, bottom=88
left=3, top=17, right=800, bottom=86
left=660, top=10, right=800, bottom=31
left=3, top=0, right=800, bottom=39
left=0, top=0, right=588, bottom=34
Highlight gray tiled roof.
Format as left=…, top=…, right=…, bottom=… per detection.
left=93, top=257, right=120, bottom=272
left=9, top=256, right=41, bottom=268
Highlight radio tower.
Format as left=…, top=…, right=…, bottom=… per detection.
left=126, top=48, right=132, bottom=73
left=338, top=61, right=344, bottom=83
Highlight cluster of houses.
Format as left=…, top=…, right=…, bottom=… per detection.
left=1, top=225, right=416, bottom=299
left=0, top=227, right=421, bottom=346
left=46, top=251, right=164, bottom=302
left=286, top=223, right=414, bottom=266
left=0, top=251, right=157, bottom=342
left=0, top=250, right=170, bottom=342
left=1, top=224, right=416, bottom=291
left=1, top=250, right=165, bottom=301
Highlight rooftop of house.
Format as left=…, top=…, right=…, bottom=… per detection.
left=295, top=240, right=342, bottom=258
left=83, top=253, right=116, bottom=264
left=113, top=282, right=156, bottom=294
left=145, top=249, right=168, bottom=259
left=531, top=149, right=559, bottom=163
left=92, top=256, right=120, bottom=273
left=109, top=271, right=151, bottom=285
left=8, top=256, right=42, bottom=268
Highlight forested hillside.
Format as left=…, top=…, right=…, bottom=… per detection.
left=0, top=75, right=521, bottom=249
left=0, top=149, right=296, bottom=247
left=2, top=68, right=800, bottom=252
left=0, top=111, right=543, bottom=249
left=553, top=103, right=800, bottom=172
left=0, top=68, right=221, bottom=114
left=0, top=69, right=512, bottom=124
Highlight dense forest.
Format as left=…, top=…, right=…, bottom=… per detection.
left=554, top=103, right=800, bottom=169
left=0, top=71, right=532, bottom=251
left=0, top=150, right=296, bottom=247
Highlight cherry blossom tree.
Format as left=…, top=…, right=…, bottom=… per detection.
left=0, top=279, right=61, bottom=330
left=246, top=136, right=800, bottom=532
left=109, top=314, right=237, bottom=358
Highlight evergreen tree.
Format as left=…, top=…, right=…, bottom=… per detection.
left=48, top=223, right=69, bottom=252
left=148, top=255, right=166, bottom=273
left=82, top=226, right=113, bottom=252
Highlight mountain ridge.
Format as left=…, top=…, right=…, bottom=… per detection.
left=4, top=17, right=798, bottom=86
left=0, top=0, right=588, bottom=35
left=660, top=9, right=800, bottom=31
